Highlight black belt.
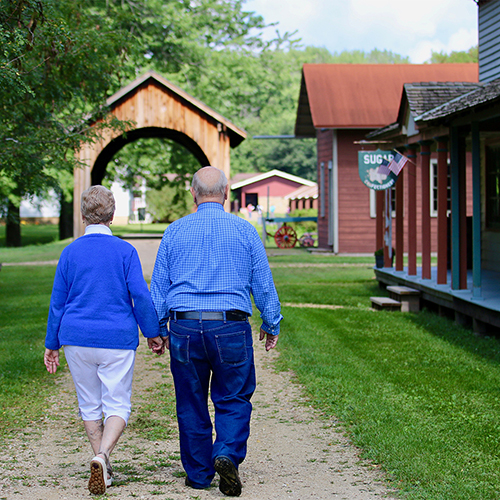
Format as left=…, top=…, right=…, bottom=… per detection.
left=174, top=310, right=249, bottom=321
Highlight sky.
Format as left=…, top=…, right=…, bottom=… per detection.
left=244, top=0, right=479, bottom=64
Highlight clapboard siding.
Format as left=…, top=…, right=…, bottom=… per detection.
left=317, top=129, right=475, bottom=254
left=479, top=1, right=500, bottom=82
left=337, top=129, right=375, bottom=253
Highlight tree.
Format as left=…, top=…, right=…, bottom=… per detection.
left=0, top=0, right=130, bottom=245
left=146, top=184, right=192, bottom=223
left=208, top=46, right=409, bottom=180
left=429, top=46, right=478, bottom=63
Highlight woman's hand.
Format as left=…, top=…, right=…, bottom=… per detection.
left=44, top=349, right=60, bottom=374
left=147, top=336, right=166, bottom=355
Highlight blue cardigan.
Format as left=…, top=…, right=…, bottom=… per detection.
left=45, top=234, right=159, bottom=350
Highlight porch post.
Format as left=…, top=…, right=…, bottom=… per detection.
left=436, top=138, right=448, bottom=285
left=376, top=190, right=384, bottom=251
left=458, top=134, right=468, bottom=290
left=471, top=121, right=482, bottom=299
left=407, top=145, right=418, bottom=276
left=450, top=127, right=468, bottom=290
left=395, top=161, right=404, bottom=272
left=419, top=141, right=432, bottom=280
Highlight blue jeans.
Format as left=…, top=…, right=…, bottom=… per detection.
left=169, top=317, right=256, bottom=488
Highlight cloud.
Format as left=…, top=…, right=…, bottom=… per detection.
left=244, top=0, right=478, bottom=62
left=408, top=27, right=478, bottom=63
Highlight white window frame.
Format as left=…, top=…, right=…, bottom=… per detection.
left=369, top=185, right=396, bottom=218
left=430, top=158, right=451, bottom=218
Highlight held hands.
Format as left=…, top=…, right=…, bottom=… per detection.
left=44, top=349, right=60, bottom=374
left=148, top=336, right=166, bottom=355
left=259, top=328, right=278, bottom=351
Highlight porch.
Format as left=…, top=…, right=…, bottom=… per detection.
left=375, top=265, right=500, bottom=335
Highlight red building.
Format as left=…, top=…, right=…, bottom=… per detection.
left=294, top=63, right=479, bottom=253
left=230, top=169, right=316, bottom=216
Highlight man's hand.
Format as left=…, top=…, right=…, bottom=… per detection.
left=148, top=336, right=166, bottom=355
left=259, top=328, right=278, bottom=351
left=44, top=348, right=60, bottom=374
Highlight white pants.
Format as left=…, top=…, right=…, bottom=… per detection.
left=63, top=346, right=136, bottom=424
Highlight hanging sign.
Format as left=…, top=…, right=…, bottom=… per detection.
left=358, top=149, right=397, bottom=190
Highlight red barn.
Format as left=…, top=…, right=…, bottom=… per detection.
left=294, top=63, right=479, bottom=253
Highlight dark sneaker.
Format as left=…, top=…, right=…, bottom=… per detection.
left=214, top=456, right=242, bottom=497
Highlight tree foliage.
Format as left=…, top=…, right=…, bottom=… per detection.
left=0, top=0, right=130, bottom=244
left=146, top=183, right=193, bottom=223
left=429, top=46, right=478, bottom=63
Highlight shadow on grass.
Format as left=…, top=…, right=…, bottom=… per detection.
left=406, top=307, right=500, bottom=368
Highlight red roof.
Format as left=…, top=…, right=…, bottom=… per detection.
left=295, top=64, right=479, bottom=135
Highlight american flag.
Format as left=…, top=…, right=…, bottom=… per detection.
left=377, top=158, right=391, bottom=176
left=388, top=152, right=409, bottom=176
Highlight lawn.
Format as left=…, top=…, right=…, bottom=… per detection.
left=1, top=239, right=500, bottom=499
left=268, top=255, right=500, bottom=499
left=0, top=265, right=57, bottom=433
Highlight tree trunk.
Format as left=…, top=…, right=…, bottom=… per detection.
left=6, top=201, right=21, bottom=247
left=59, top=191, right=74, bottom=240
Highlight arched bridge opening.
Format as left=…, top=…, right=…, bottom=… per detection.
left=74, top=71, right=246, bottom=238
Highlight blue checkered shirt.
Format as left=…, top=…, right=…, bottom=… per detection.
left=151, top=202, right=282, bottom=337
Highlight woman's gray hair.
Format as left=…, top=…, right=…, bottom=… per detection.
left=191, top=167, right=228, bottom=199
left=81, top=185, right=115, bottom=224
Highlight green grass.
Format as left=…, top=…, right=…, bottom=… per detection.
left=110, top=223, right=169, bottom=237
left=0, top=238, right=71, bottom=263
left=0, top=222, right=169, bottom=247
left=274, top=264, right=500, bottom=499
left=0, top=265, right=58, bottom=434
left=0, top=223, right=59, bottom=247
left=128, top=380, right=178, bottom=441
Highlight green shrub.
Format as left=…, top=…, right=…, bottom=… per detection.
left=288, top=208, right=317, bottom=234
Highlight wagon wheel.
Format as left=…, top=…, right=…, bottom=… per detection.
left=274, top=224, right=298, bottom=249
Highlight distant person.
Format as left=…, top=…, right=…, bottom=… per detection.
left=247, top=203, right=255, bottom=218
left=151, top=166, right=282, bottom=496
left=44, top=185, right=164, bottom=496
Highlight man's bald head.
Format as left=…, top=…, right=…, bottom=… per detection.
left=191, top=166, right=228, bottom=205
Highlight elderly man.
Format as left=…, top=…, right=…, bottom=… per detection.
left=151, top=166, right=282, bottom=496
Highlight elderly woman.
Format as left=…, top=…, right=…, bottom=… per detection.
left=44, top=185, right=163, bottom=495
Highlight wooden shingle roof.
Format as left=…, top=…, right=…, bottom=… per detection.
left=402, top=82, right=483, bottom=117
left=366, top=82, right=482, bottom=140
left=416, top=78, right=500, bottom=123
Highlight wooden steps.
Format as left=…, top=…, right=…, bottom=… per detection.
left=371, top=286, right=420, bottom=312
left=370, top=297, right=401, bottom=311
left=387, top=286, right=420, bottom=312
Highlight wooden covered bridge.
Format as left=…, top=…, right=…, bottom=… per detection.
left=74, top=70, right=246, bottom=238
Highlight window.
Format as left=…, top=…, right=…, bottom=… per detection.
left=244, top=193, right=258, bottom=208
left=369, top=185, right=396, bottom=218
left=430, top=159, right=451, bottom=217
left=319, top=162, right=325, bottom=218
left=486, top=145, right=500, bottom=229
